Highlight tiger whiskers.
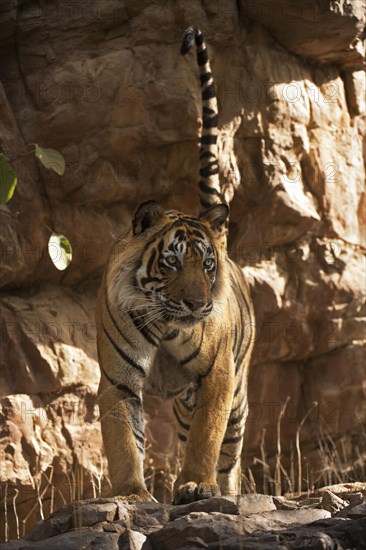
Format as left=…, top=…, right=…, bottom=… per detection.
left=137, top=310, right=165, bottom=331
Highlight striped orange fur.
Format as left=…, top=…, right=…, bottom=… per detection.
left=96, top=28, right=255, bottom=505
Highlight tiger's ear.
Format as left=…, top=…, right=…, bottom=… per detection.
left=199, top=203, right=229, bottom=231
left=132, top=200, right=166, bottom=235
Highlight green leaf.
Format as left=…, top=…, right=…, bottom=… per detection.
left=35, top=144, right=65, bottom=175
left=0, top=154, right=17, bottom=204
left=48, top=233, right=72, bottom=270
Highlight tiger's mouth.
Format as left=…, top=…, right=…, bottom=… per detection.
left=163, top=312, right=205, bottom=327
left=162, top=304, right=213, bottom=327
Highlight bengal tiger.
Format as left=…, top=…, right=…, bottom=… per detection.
left=96, top=26, right=255, bottom=505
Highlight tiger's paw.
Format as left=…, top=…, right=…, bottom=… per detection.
left=173, top=481, right=220, bottom=505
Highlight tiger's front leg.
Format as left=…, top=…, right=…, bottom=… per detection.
left=98, top=377, right=152, bottom=500
left=173, top=347, right=235, bottom=505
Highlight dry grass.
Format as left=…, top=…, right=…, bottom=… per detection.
left=2, top=402, right=365, bottom=543
left=245, top=399, right=365, bottom=498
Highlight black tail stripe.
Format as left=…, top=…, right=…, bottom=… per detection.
left=194, top=31, right=204, bottom=47
left=202, top=114, right=219, bottom=128
left=202, top=106, right=216, bottom=115
left=102, top=322, right=146, bottom=377
left=201, top=135, right=217, bottom=145
left=200, top=197, right=214, bottom=209
left=199, top=164, right=219, bottom=177
left=202, top=84, right=216, bottom=100
left=199, top=180, right=221, bottom=195
left=197, top=49, right=208, bottom=65
left=200, top=150, right=216, bottom=159
left=200, top=72, right=212, bottom=85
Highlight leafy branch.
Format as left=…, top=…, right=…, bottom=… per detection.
left=0, top=145, right=72, bottom=270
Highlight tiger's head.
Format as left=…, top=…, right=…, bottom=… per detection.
left=130, top=200, right=229, bottom=327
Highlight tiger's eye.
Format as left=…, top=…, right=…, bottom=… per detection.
left=203, top=258, right=215, bottom=270
left=166, top=256, right=178, bottom=266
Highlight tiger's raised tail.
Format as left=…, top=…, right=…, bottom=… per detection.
left=181, top=27, right=224, bottom=212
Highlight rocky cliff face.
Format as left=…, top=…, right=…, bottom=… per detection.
left=0, top=0, right=365, bottom=542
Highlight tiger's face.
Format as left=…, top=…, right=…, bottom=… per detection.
left=132, top=201, right=228, bottom=327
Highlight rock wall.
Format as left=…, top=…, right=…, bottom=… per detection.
left=0, top=0, right=365, bottom=541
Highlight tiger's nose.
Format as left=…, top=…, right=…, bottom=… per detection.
left=183, top=299, right=207, bottom=312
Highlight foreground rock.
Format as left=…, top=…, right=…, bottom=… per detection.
left=1, top=490, right=365, bottom=550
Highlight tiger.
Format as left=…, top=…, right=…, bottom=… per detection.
left=96, top=26, right=255, bottom=505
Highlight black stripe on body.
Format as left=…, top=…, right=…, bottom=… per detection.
left=180, top=326, right=205, bottom=367
left=228, top=409, right=245, bottom=427
left=234, top=377, right=244, bottom=399
left=98, top=352, right=144, bottom=455
left=100, top=364, right=141, bottom=402
left=105, top=292, right=136, bottom=349
left=177, top=384, right=197, bottom=412
left=178, top=433, right=187, bottom=442
left=173, top=405, right=190, bottom=431
left=129, top=311, right=160, bottom=347
left=222, top=434, right=243, bottom=445
left=233, top=291, right=244, bottom=363
left=164, top=328, right=180, bottom=341
left=146, top=247, right=157, bottom=277
left=132, top=430, right=145, bottom=446
left=197, top=336, right=222, bottom=383
left=217, top=457, right=238, bottom=474
left=181, top=329, right=194, bottom=345
left=102, top=322, right=146, bottom=377
left=178, top=398, right=195, bottom=412
left=234, top=283, right=254, bottom=374
left=232, top=324, right=238, bottom=356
